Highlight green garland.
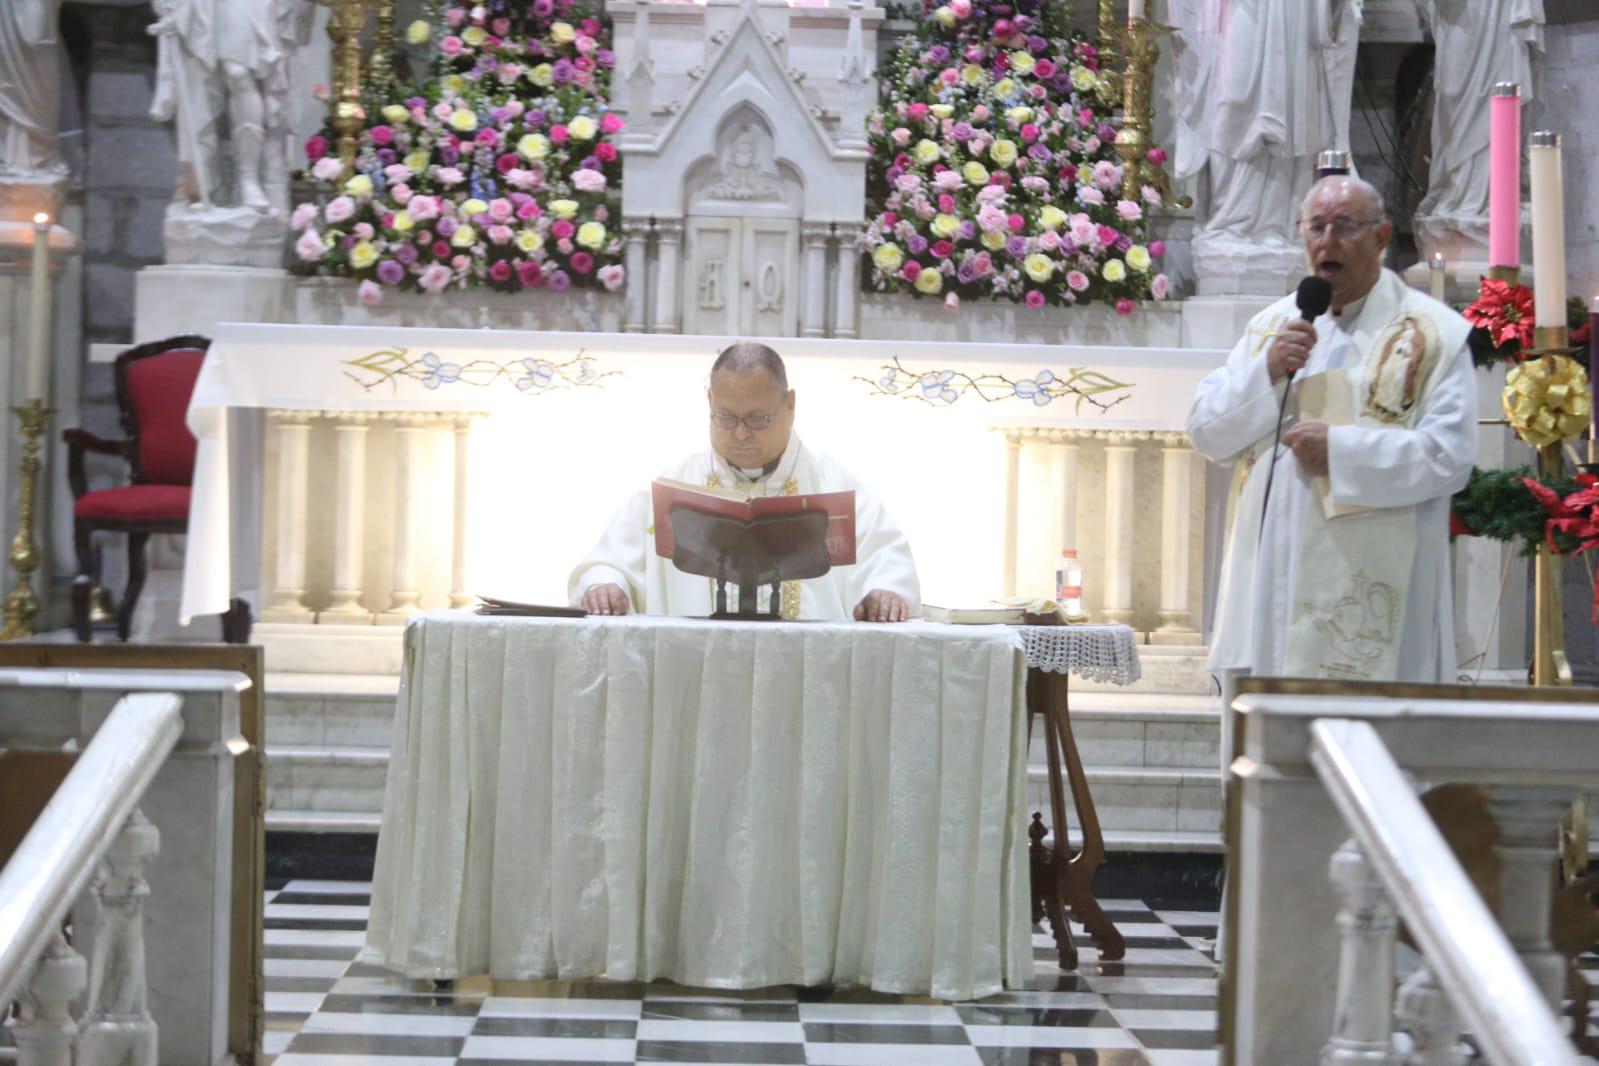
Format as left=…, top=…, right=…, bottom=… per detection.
left=1451, top=466, right=1584, bottom=557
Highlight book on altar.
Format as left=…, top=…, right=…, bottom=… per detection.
left=650, top=478, right=857, bottom=566
left=922, top=599, right=1083, bottom=625
left=1294, top=368, right=1372, bottom=520
left=474, top=595, right=587, bottom=617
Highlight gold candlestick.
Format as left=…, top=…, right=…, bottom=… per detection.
left=369, top=0, right=397, bottom=97
left=1111, top=17, right=1191, bottom=209
left=0, top=400, right=54, bottom=640
left=1527, top=324, right=1573, bottom=687
left=315, top=0, right=371, bottom=180
left=1095, top=0, right=1122, bottom=102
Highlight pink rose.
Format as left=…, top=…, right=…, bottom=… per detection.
left=1149, top=240, right=1167, bottom=257
left=294, top=228, right=325, bottom=262
left=901, top=261, right=922, bottom=281
left=1076, top=185, right=1105, bottom=206
left=550, top=124, right=569, bottom=145
left=487, top=198, right=514, bottom=223
left=324, top=196, right=355, bottom=223
left=370, top=125, right=393, bottom=147
left=1033, top=59, right=1055, bottom=79
left=516, top=200, right=540, bottom=220
left=596, top=142, right=618, bottom=162
left=1146, top=147, right=1168, bottom=166
left=432, top=240, right=451, bottom=258
left=551, top=219, right=575, bottom=240
left=569, top=251, right=594, bottom=274
left=408, top=196, right=439, bottom=222
left=311, top=157, right=343, bottom=182
left=475, top=128, right=500, bottom=149
left=357, top=279, right=383, bottom=305
left=938, top=194, right=956, bottom=213
left=290, top=203, right=318, bottom=229
left=556, top=238, right=573, bottom=255
left=881, top=211, right=897, bottom=227
left=440, top=36, right=463, bottom=55
left=1007, top=213, right=1025, bottom=233
left=517, top=261, right=543, bottom=287
left=304, top=135, right=328, bottom=162
left=420, top=263, right=452, bottom=294
left=354, top=221, right=374, bottom=240
left=1115, top=298, right=1135, bottom=316
left=1116, top=200, right=1142, bottom=222
left=1066, top=270, right=1090, bottom=292
left=598, top=263, right=625, bottom=291
left=907, top=102, right=929, bottom=122
left=891, top=127, right=911, bottom=147
left=1151, top=273, right=1170, bottom=300
left=384, top=164, right=411, bottom=183
left=1039, top=230, right=1061, bottom=251
left=600, top=112, right=624, bottom=135
left=489, top=259, right=513, bottom=282
left=1097, top=225, right=1119, bottom=246
left=1025, top=289, right=1045, bottom=309
left=572, top=168, right=607, bottom=193
left=944, top=291, right=960, bottom=311
left=488, top=224, right=513, bottom=245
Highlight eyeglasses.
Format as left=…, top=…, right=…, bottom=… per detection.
left=1297, top=217, right=1382, bottom=241
left=710, top=409, right=779, bottom=432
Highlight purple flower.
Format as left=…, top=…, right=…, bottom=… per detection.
left=1059, top=238, right=1077, bottom=256
left=1028, top=143, right=1052, bottom=162
left=1114, top=234, right=1133, bottom=253
left=956, top=262, right=978, bottom=283
left=440, top=145, right=460, bottom=167
left=376, top=148, right=396, bottom=166
left=547, top=269, right=571, bottom=291
left=959, top=220, right=977, bottom=240
left=1005, top=235, right=1028, bottom=257
left=906, top=233, right=929, bottom=254
left=927, top=45, right=950, bottom=63
left=1027, top=35, right=1047, bottom=53
left=1097, top=123, right=1117, bottom=142
left=952, top=121, right=973, bottom=141
left=436, top=215, right=458, bottom=238
left=377, top=259, right=406, bottom=285
left=393, top=242, right=419, bottom=264
left=528, top=110, right=547, bottom=126
left=551, top=59, right=575, bottom=84
left=581, top=154, right=600, bottom=169
left=596, top=49, right=615, bottom=67
left=1052, top=72, right=1072, bottom=93
left=532, top=0, right=553, bottom=15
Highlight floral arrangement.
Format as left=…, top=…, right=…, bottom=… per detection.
left=860, top=0, right=1172, bottom=313
left=290, top=0, right=625, bottom=304
left=1462, top=283, right=1590, bottom=369
left=1452, top=466, right=1599, bottom=620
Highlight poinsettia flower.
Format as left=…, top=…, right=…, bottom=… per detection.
left=1463, top=278, right=1536, bottom=351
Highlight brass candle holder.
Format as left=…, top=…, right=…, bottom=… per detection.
left=0, top=399, right=54, bottom=640
left=368, top=0, right=397, bottom=99
left=1526, top=323, right=1575, bottom=688
left=1111, top=17, right=1190, bottom=209
left=1095, top=0, right=1122, bottom=102
left=315, top=0, right=373, bottom=180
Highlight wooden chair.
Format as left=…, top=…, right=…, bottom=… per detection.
left=62, top=335, right=251, bottom=642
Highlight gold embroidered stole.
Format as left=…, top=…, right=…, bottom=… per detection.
left=705, top=472, right=802, bottom=619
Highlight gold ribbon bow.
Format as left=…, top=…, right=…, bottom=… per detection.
left=1503, top=355, right=1593, bottom=449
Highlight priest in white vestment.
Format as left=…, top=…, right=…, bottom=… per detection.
left=1188, top=176, right=1477, bottom=687
left=568, top=343, right=920, bottom=622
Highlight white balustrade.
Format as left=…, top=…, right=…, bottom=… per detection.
left=264, top=411, right=313, bottom=622
left=1395, top=965, right=1468, bottom=1066
left=1051, top=429, right=1081, bottom=563
left=1321, top=839, right=1400, bottom=1065
left=801, top=223, right=830, bottom=338
left=622, top=218, right=651, bottom=333
left=652, top=218, right=683, bottom=333
left=12, top=931, right=86, bottom=1066
left=1154, top=430, right=1199, bottom=642
left=77, top=809, right=159, bottom=1066
left=831, top=226, right=859, bottom=338
left=381, top=414, right=429, bottom=622
left=1484, top=787, right=1572, bottom=1009
left=323, top=413, right=371, bottom=620
left=450, top=417, right=473, bottom=609
left=1100, top=430, right=1142, bottom=625
left=1002, top=430, right=1021, bottom=596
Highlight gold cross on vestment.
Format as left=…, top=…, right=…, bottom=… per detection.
left=1247, top=315, right=1285, bottom=359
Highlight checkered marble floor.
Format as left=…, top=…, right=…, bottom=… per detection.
left=263, top=880, right=1221, bottom=1065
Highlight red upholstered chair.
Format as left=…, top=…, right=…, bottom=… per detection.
left=62, top=335, right=250, bottom=643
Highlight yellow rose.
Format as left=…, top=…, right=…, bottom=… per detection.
left=930, top=104, right=954, bottom=120
left=930, top=213, right=960, bottom=238
left=962, top=160, right=989, bottom=185
left=962, top=64, right=985, bottom=86
left=980, top=229, right=1007, bottom=250
left=994, top=78, right=1015, bottom=98
left=990, top=139, right=1018, bottom=167
left=1102, top=258, right=1127, bottom=282
left=872, top=243, right=904, bottom=273
left=567, top=115, right=597, bottom=141
left=1038, top=205, right=1067, bottom=231
left=349, top=241, right=378, bottom=269
left=1023, top=253, right=1054, bottom=283
left=404, top=150, right=430, bottom=172
left=515, top=229, right=544, bottom=254
left=550, top=199, right=578, bottom=219
left=449, top=109, right=477, bottom=133
left=442, top=74, right=466, bottom=95
left=382, top=104, right=410, bottom=125
left=550, top=21, right=576, bottom=43
left=461, top=198, right=488, bottom=217
left=1010, top=51, right=1035, bottom=75
left=576, top=221, right=606, bottom=248
left=530, top=63, right=554, bottom=87
left=914, top=139, right=941, bottom=165
left=462, top=26, right=486, bottom=46
left=391, top=210, right=413, bottom=232
left=1126, top=244, right=1152, bottom=272
left=451, top=223, right=477, bottom=248
left=1070, top=65, right=1096, bottom=91
left=517, top=133, right=550, bottom=161
left=934, top=5, right=955, bottom=27
left=406, top=19, right=430, bottom=45
left=914, top=267, right=943, bottom=294
left=344, top=174, right=372, bottom=198
left=1006, top=106, right=1033, bottom=124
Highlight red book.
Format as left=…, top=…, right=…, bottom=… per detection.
left=651, top=478, right=857, bottom=566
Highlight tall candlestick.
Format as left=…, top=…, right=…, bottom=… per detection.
left=26, top=213, right=49, bottom=403
left=1429, top=253, right=1446, bottom=301
left=1489, top=83, right=1521, bottom=270
left=1528, top=131, right=1566, bottom=329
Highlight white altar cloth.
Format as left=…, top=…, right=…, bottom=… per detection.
left=179, top=322, right=1225, bottom=621
left=364, top=611, right=1033, bottom=1000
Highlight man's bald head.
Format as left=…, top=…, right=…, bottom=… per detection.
left=707, top=342, right=796, bottom=470
left=1300, top=175, right=1386, bottom=221
left=711, top=342, right=788, bottom=391
left=1299, top=175, right=1392, bottom=312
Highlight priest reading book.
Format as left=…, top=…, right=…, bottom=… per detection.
left=567, top=343, right=920, bottom=622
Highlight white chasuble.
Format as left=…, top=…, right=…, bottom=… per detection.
left=569, top=433, right=921, bottom=621
left=1188, top=268, right=1477, bottom=682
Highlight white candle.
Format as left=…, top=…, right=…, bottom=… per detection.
left=1128, top=0, right=1146, bottom=20
left=1528, top=130, right=1566, bottom=329
left=26, top=213, right=50, bottom=403
left=1429, top=252, right=1446, bottom=302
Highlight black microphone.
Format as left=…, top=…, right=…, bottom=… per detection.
left=1288, top=276, right=1333, bottom=381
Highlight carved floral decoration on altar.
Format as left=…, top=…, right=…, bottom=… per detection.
left=342, top=347, right=617, bottom=392
left=861, top=0, right=1173, bottom=313
left=291, top=1, right=625, bottom=303
left=857, top=356, right=1131, bottom=412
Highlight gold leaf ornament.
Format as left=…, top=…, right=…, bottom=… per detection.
left=1502, top=355, right=1592, bottom=449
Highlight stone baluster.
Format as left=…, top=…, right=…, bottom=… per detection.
left=77, top=809, right=160, bottom=1066
left=1321, top=839, right=1400, bottom=1066
left=831, top=226, right=859, bottom=338
left=450, top=417, right=473, bottom=608
left=1050, top=429, right=1081, bottom=556
left=651, top=218, right=683, bottom=334
left=1395, top=965, right=1468, bottom=1066
left=622, top=218, right=651, bottom=333
left=1002, top=430, right=1020, bottom=596
left=1153, top=431, right=1200, bottom=643
left=800, top=223, right=831, bottom=338
left=1101, top=431, right=1142, bottom=625
left=263, top=411, right=313, bottom=623
left=322, top=413, right=371, bottom=621
left=1485, top=787, right=1571, bottom=1008
left=12, top=930, right=87, bottom=1066
left=380, top=414, right=428, bottom=622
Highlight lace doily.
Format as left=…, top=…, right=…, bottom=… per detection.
left=1017, top=624, right=1141, bottom=686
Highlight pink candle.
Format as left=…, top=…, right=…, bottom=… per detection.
left=1489, top=82, right=1521, bottom=270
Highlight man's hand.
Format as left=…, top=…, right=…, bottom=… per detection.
left=1283, top=421, right=1330, bottom=476
left=1267, top=320, right=1317, bottom=384
left=581, top=583, right=631, bottom=616
left=854, top=589, right=910, bottom=623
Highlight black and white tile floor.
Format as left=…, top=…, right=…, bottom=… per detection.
left=264, top=880, right=1222, bottom=1065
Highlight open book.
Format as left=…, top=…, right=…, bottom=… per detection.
left=923, top=599, right=1084, bottom=625
left=650, top=478, right=857, bottom=566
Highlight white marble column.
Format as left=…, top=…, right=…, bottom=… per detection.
left=1002, top=430, right=1020, bottom=597
left=380, top=415, right=427, bottom=622
left=1051, top=429, right=1081, bottom=555
left=831, top=229, right=860, bottom=338
left=622, top=218, right=651, bottom=333
left=1153, top=431, right=1200, bottom=643
left=263, top=411, right=313, bottom=622
left=1395, top=965, right=1468, bottom=1066
left=1485, top=787, right=1572, bottom=1009
left=77, top=809, right=159, bottom=1066
left=11, top=930, right=86, bottom=1066
left=651, top=218, right=682, bottom=334
left=1101, top=431, right=1141, bottom=625
left=800, top=223, right=831, bottom=338
left=322, top=414, right=371, bottom=620
left=1321, top=839, right=1399, bottom=1066
left=450, top=417, right=473, bottom=608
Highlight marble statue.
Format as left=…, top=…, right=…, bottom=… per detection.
left=1412, top=0, right=1543, bottom=263
left=708, top=127, right=782, bottom=202
left=0, top=0, right=67, bottom=179
left=1172, top=0, right=1362, bottom=295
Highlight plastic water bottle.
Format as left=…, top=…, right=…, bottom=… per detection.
left=1055, top=549, right=1083, bottom=617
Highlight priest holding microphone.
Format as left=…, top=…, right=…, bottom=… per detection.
left=1187, top=175, right=1478, bottom=691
